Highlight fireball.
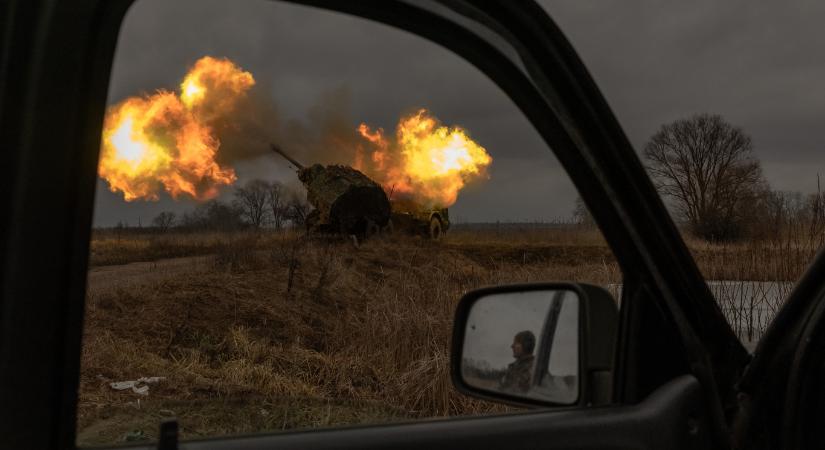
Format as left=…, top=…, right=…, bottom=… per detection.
left=357, top=109, right=492, bottom=207
left=99, top=56, right=254, bottom=201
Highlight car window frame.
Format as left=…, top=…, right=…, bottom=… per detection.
left=0, top=1, right=758, bottom=448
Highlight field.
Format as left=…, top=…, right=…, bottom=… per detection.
left=77, top=225, right=818, bottom=446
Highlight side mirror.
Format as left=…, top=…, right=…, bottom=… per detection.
left=451, top=283, right=618, bottom=407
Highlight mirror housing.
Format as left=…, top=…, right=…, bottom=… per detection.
left=451, top=282, right=618, bottom=408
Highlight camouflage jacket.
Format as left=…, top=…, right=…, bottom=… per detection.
left=499, top=355, right=535, bottom=393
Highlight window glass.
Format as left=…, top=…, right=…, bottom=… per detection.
left=541, top=0, right=825, bottom=351
left=79, top=1, right=621, bottom=446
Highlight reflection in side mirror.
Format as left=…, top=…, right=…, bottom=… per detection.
left=452, top=283, right=618, bottom=408
left=460, top=290, right=579, bottom=405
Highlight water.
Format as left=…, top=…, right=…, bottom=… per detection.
left=708, top=281, right=794, bottom=351
left=607, top=281, right=795, bottom=353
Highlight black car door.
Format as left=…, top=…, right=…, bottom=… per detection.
left=0, top=1, right=752, bottom=449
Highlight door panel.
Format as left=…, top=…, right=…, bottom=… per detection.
left=732, top=252, right=825, bottom=449
left=115, top=376, right=710, bottom=450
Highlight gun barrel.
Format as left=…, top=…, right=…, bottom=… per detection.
left=270, top=144, right=305, bottom=170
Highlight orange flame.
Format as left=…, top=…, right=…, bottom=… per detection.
left=99, top=56, right=254, bottom=201
left=357, top=109, right=492, bottom=207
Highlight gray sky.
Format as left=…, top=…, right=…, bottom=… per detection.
left=93, top=0, right=825, bottom=227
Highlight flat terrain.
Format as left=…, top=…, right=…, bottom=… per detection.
left=77, top=226, right=815, bottom=446
left=87, top=256, right=212, bottom=294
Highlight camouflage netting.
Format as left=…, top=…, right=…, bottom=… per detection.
left=298, top=164, right=391, bottom=234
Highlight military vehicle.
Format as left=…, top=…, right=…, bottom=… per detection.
left=388, top=198, right=450, bottom=241
left=271, top=145, right=391, bottom=237
left=272, top=144, right=448, bottom=240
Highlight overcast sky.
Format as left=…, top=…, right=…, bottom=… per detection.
left=93, top=0, right=825, bottom=227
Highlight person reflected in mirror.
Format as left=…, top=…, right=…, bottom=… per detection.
left=499, top=330, right=536, bottom=393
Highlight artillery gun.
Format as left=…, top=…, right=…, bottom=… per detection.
left=387, top=197, right=450, bottom=241
left=271, top=145, right=391, bottom=237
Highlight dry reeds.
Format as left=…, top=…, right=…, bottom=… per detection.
left=80, top=222, right=824, bottom=445
left=74, top=226, right=631, bottom=445
left=689, top=219, right=824, bottom=345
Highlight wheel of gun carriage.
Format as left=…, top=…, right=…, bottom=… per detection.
left=429, top=217, right=442, bottom=241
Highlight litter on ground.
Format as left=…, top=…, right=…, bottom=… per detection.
left=108, top=377, right=165, bottom=396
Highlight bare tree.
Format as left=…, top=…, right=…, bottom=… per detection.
left=209, top=201, right=245, bottom=231
left=180, top=200, right=244, bottom=231
left=151, top=211, right=176, bottom=232
left=809, top=174, right=825, bottom=237
left=284, top=193, right=311, bottom=228
left=266, top=181, right=286, bottom=230
left=745, top=189, right=800, bottom=240
left=643, top=114, right=765, bottom=241
left=572, top=196, right=595, bottom=227
left=233, top=179, right=269, bottom=228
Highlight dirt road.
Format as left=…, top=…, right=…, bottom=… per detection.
left=86, top=256, right=214, bottom=294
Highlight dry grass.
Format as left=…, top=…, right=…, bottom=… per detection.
left=78, top=225, right=822, bottom=445
left=685, top=225, right=824, bottom=342
left=79, top=228, right=623, bottom=446
left=88, top=230, right=291, bottom=267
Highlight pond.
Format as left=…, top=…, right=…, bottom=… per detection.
left=607, top=281, right=795, bottom=352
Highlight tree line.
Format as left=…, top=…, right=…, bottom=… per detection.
left=149, top=180, right=310, bottom=232
left=575, top=113, right=825, bottom=242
